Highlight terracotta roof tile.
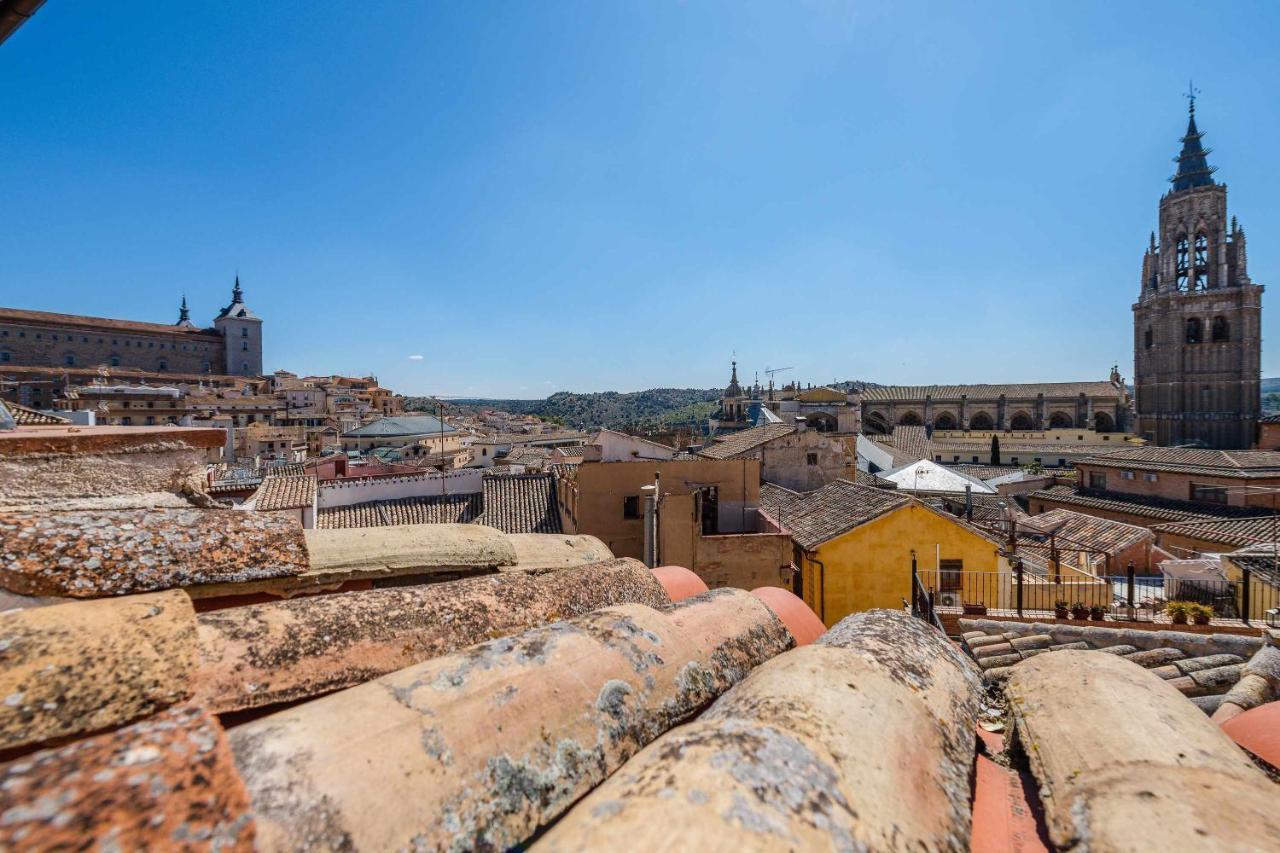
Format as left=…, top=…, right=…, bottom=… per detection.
left=253, top=475, right=316, bottom=511
left=861, top=381, right=1124, bottom=401
left=313, top=475, right=561, bottom=534
left=1030, top=485, right=1266, bottom=524
left=761, top=479, right=909, bottom=549
left=1152, top=516, right=1280, bottom=549
left=0, top=401, right=69, bottom=426
left=697, top=423, right=796, bottom=459
left=0, top=508, right=308, bottom=597
left=1080, top=446, right=1280, bottom=477
left=0, top=705, right=254, bottom=851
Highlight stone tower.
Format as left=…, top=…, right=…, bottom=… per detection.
left=214, top=276, right=264, bottom=377
left=1133, top=96, right=1263, bottom=449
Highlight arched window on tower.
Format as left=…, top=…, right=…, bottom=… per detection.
left=1212, top=316, right=1229, bottom=342
left=1194, top=233, right=1209, bottom=290
left=1175, top=235, right=1190, bottom=291
left=1185, top=317, right=1203, bottom=344
left=1144, top=327, right=1153, bottom=349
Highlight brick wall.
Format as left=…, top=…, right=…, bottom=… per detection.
left=0, top=319, right=225, bottom=375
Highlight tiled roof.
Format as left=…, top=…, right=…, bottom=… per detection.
left=254, top=475, right=317, bottom=511
left=1151, top=515, right=1280, bottom=549
left=1, top=401, right=70, bottom=425
left=0, top=306, right=221, bottom=338
left=1029, top=485, right=1267, bottom=523
left=890, top=424, right=930, bottom=462
left=930, top=439, right=1110, bottom=459
left=860, top=381, right=1124, bottom=402
left=1078, top=446, right=1280, bottom=478
left=949, top=464, right=1027, bottom=481
left=1020, top=508, right=1152, bottom=556
left=264, top=463, right=306, bottom=478
left=315, top=475, right=562, bottom=534
left=1224, top=543, right=1280, bottom=585
left=760, top=479, right=910, bottom=550
left=477, top=474, right=563, bottom=534
left=503, top=447, right=553, bottom=465
left=697, top=423, right=796, bottom=459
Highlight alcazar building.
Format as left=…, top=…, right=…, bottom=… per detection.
left=0, top=278, right=263, bottom=379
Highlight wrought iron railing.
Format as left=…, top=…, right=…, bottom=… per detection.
left=915, top=564, right=1280, bottom=627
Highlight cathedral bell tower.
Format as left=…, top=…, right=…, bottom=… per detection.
left=1133, top=91, right=1263, bottom=449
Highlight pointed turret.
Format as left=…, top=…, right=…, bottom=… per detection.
left=1170, top=93, right=1217, bottom=191
left=176, top=295, right=192, bottom=326
left=231, top=275, right=243, bottom=304
left=724, top=360, right=742, bottom=398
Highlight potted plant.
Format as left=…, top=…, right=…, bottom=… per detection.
left=962, top=601, right=988, bottom=616
left=1190, top=603, right=1213, bottom=626
left=1054, top=600, right=1070, bottom=619
left=1089, top=604, right=1106, bottom=621
left=1070, top=601, right=1089, bottom=620
left=1166, top=600, right=1189, bottom=625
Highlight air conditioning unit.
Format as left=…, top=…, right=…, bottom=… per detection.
left=938, top=593, right=959, bottom=607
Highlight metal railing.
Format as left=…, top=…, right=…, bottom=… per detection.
left=915, top=563, right=1280, bottom=626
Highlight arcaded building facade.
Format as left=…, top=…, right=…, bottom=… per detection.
left=1133, top=99, right=1263, bottom=449
left=0, top=278, right=264, bottom=378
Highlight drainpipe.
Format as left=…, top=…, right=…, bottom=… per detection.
left=806, top=551, right=826, bottom=624
left=642, top=483, right=657, bottom=569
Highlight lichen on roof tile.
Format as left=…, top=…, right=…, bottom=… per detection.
left=0, top=507, right=308, bottom=597
left=0, top=705, right=255, bottom=851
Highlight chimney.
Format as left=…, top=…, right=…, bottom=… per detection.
left=794, top=416, right=807, bottom=433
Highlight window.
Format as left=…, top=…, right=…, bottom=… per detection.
left=241, top=362, right=249, bottom=373
left=1144, top=327, right=1153, bottom=349
left=144, top=416, right=155, bottom=426
left=1212, top=316, right=1229, bottom=342
left=1089, top=472, right=1107, bottom=490
left=242, top=327, right=249, bottom=337
left=1057, top=458, right=1066, bottom=467
left=1190, top=482, right=1228, bottom=504
left=0, top=351, right=8, bottom=363
left=939, top=559, right=963, bottom=592
left=157, top=359, right=167, bottom=371
left=63, top=354, right=75, bottom=366
left=121, top=417, right=132, bottom=426
left=110, top=356, right=121, bottom=367
left=1144, top=472, right=1158, bottom=482
left=1120, top=470, right=1135, bottom=480
left=806, top=452, right=818, bottom=466
left=242, top=341, right=248, bottom=351
left=623, top=495, right=641, bottom=519
left=1194, top=233, right=1209, bottom=290
left=1186, top=317, right=1202, bottom=344
left=1010, top=457, right=1019, bottom=464
left=1175, top=235, right=1189, bottom=290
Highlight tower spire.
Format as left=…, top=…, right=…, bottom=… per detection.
left=176, top=295, right=190, bottom=325
left=231, top=274, right=243, bottom=304
left=1171, top=83, right=1216, bottom=191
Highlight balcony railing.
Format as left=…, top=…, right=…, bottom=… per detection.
left=915, top=565, right=1280, bottom=627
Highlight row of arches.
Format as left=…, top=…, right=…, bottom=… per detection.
left=865, top=409, right=1115, bottom=434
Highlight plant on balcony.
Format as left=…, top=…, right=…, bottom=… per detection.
left=1166, top=600, right=1190, bottom=625
left=1089, top=605, right=1106, bottom=621
left=1070, top=601, right=1089, bottom=620
left=1188, top=603, right=1213, bottom=626
left=1054, top=600, right=1070, bottom=619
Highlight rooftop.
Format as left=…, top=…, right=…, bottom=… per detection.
left=341, top=414, right=457, bottom=438
left=1152, top=515, right=1280, bottom=549
left=860, top=381, right=1124, bottom=401
left=1031, top=484, right=1269, bottom=524
left=1079, top=446, right=1280, bottom=477
left=696, top=422, right=796, bottom=459
left=760, top=479, right=910, bottom=550
left=253, top=474, right=317, bottom=511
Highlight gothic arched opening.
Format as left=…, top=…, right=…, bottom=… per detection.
left=898, top=411, right=923, bottom=426
left=1186, top=317, right=1203, bottom=344
left=1010, top=412, right=1034, bottom=431
left=806, top=411, right=837, bottom=432
left=1194, top=233, right=1209, bottom=290
left=968, top=412, right=994, bottom=431
left=932, top=412, right=957, bottom=431
left=1094, top=411, right=1115, bottom=432
left=1212, top=316, right=1229, bottom=342
left=864, top=411, right=890, bottom=435
left=1048, top=411, right=1074, bottom=429
left=1176, top=235, right=1190, bottom=291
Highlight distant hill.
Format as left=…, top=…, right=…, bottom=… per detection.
left=408, top=379, right=880, bottom=431
left=1263, top=377, right=1280, bottom=414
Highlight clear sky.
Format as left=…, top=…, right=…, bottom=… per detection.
left=3, top=2, right=1279, bottom=397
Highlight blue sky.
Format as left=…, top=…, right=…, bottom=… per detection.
left=3, top=2, right=1279, bottom=397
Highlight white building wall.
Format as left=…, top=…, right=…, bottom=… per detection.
left=317, top=468, right=484, bottom=508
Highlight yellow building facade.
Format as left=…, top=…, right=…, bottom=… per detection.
left=795, top=503, right=1010, bottom=626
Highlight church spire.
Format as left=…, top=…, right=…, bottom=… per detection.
left=1170, top=83, right=1216, bottom=191
left=176, top=295, right=190, bottom=325
left=725, top=359, right=742, bottom=398
left=231, top=274, right=244, bottom=304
